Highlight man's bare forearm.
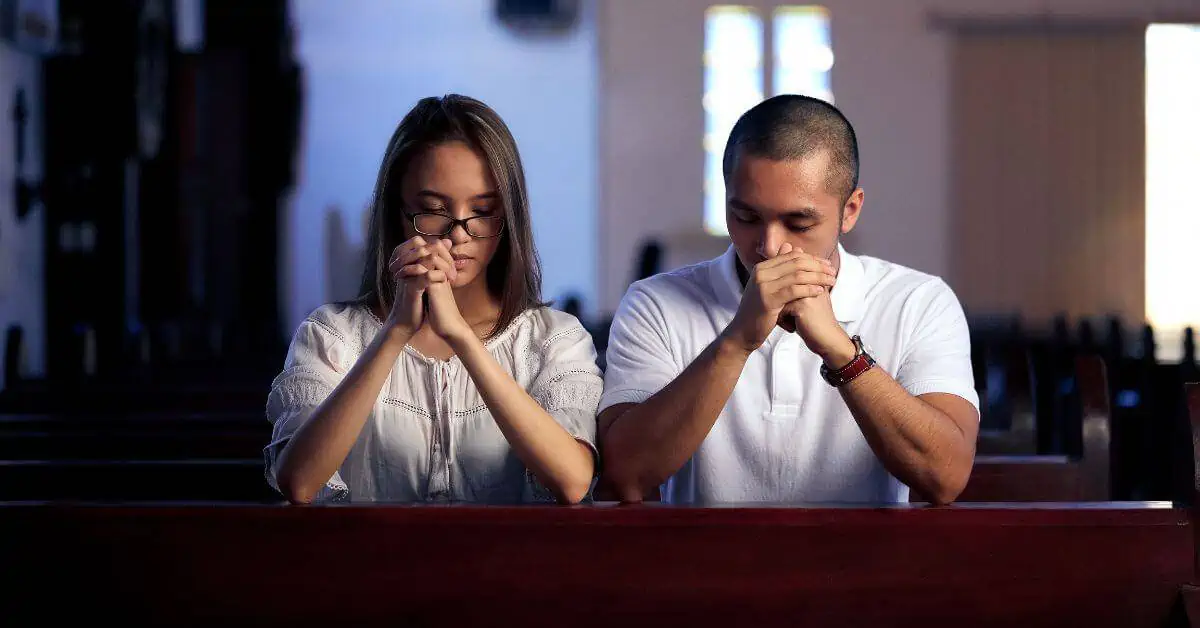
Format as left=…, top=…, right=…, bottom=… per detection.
left=838, top=368, right=976, bottom=504
left=599, top=332, right=751, bottom=501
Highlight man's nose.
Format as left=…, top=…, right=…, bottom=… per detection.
left=759, top=223, right=787, bottom=259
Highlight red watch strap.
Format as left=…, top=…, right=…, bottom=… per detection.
left=821, top=336, right=875, bottom=386
left=826, top=353, right=874, bottom=386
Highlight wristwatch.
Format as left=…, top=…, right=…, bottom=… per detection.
left=820, top=335, right=876, bottom=387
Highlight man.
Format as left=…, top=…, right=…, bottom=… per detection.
left=598, top=95, right=978, bottom=505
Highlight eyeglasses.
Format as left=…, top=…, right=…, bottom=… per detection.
left=406, top=212, right=505, bottom=238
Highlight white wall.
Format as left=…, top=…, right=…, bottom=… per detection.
left=0, top=41, right=46, bottom=388
left=598, top=0, right=1199, bottom=312
left=286, top=0, right=598, bottom=333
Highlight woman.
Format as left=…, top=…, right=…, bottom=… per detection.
left=266, top=95, right=601, bottom=504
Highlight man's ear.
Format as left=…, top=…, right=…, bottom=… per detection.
left=840, top=188, right=864, bottom=234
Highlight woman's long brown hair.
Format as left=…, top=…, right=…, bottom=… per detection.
left=358, top=94, right=544, bottom=338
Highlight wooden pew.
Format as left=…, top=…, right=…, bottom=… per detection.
left=0, top=384, right=269, bottom=415
left=1185, top=382, right=1200, bottom=624
left=1029, top=322, right=1077, bottom=455
left=0, top=503, right=1191, bottom=625
left=0, top=412, right=269, bottom=460
left=1189, top=383, right=1199, bottom=501
left=0, top=361, right=274, bottom=416
left=0, top=411, right=274, bottom=501
left=0, top=459, right=277, bottom=502
left=0, top=429, right=264, bottom=460
left=975, top=338, right=1038, bottom=454
left=957, top=354, right=1111, bottom=501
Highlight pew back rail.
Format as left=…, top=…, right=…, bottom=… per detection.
left=0, top=503, right=1191, bottom=626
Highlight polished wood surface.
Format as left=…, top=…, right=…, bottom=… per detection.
left=0, top=502, right=1191, bottom=626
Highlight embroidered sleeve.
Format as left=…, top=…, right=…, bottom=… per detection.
left=263, top=316, right=352, bottom=502
left=524, top=320, right=603, bottom=502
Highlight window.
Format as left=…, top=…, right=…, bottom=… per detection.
left=773, top=6, right=833, bottom=103
left=1145, top=24, right=1200, bottom=353
left=703, top=6, right=764, bottom=237
left=703, top=5, right=832, bottom=235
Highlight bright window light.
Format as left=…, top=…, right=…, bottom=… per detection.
left=703, top=6, right=764, bottom=236
left=1145, top=24, right=1200, bottom=348
left=774, top=6, right=832, bottom=103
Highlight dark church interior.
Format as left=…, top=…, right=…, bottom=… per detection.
left=1, top=0, right=1198, bottom=624
left=2, top=0, right=296, bottom=502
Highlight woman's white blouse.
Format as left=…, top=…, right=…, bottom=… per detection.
left=264, top=303, right=603, bottom=503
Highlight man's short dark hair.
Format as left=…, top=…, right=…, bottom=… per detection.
left=721, top=94, right=860, bottom=202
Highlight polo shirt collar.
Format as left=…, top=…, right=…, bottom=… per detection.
left=830, top=243, right=866, bottom=323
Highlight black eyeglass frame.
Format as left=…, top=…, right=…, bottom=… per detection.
left=404, top=212, right=506, bottom=239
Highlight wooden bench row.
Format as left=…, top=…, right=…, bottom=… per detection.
left=957, top=354, right=1116, bottom=502
left=0, top=413, right=276, bottom=501
left=0, top=412, right=269, bottom=460
left=0, top=503, right=1193, bottom=625
left=0, top=459, right=277, bottom=502
left=0, top=359, right=1194, bottom=504
left=971, top=322, right=1197, bottom=501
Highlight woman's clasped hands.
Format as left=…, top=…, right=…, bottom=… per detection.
left=385, top=236, right=472, bottom=341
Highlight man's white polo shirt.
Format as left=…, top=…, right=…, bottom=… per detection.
left=599, top=244, right=979, bottom=504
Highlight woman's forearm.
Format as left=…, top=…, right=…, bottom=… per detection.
left=275, top=325, right=414, bottom=503
left=450, top=333, right=595, bottom=504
